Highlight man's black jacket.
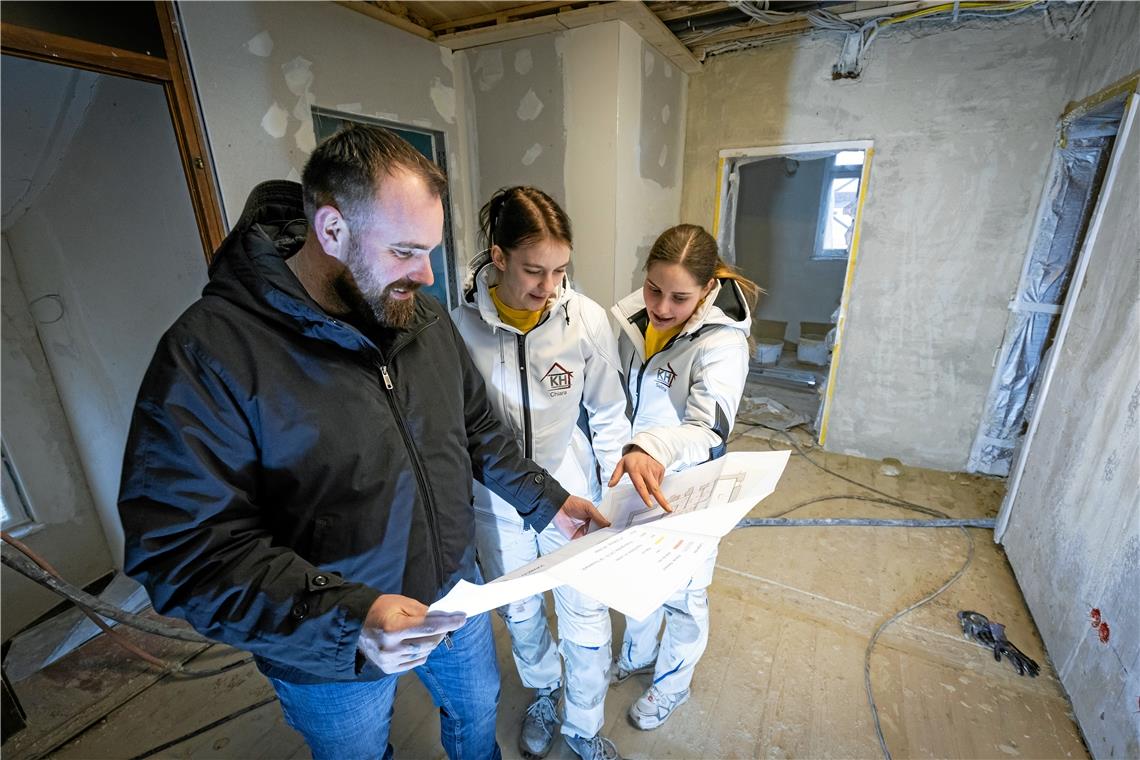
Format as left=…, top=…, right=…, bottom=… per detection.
left=118, top=181, right=567, bottom=683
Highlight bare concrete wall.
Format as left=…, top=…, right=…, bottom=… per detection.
left=735, top=157, right=846, bottom=342
left=1001, top=5, right=1139, bottom=758
left=1003, top=103, right=1138, bottom=759
left=179, top=2, right=478, bottom=257
left=681, top=12, right=1102, bottom=470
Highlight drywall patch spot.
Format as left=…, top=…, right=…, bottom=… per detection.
left=664, top=64, right=673, bottom=79
left=245, top=31, right=273, bottom=58
left=282, top=57, right=314, bottom=97
left=374, top=111, right=400, bottom=122
left=440, top=46, right=454, bottom=74
left=644, top=50, right=655, bottom=76
left=261, top=102, right=289, bottom=138
left=295, top=119, right=316, bottom=153
left=411, top=118, right=433, bottom=128
left=336, top=103, right=363, bottom=114
left=475, top=49, right=504, bottom=91
left=658, top=143, right=668, bottom=168
left=517, top=89, right=544, bottom=121
left=661, top=104, right=671, bottom=124
left=286, top=167, right=301, bottom=183
left=431, top=78, right=457, bottom=124
left=292, top=91, right=315, bottom=122
left=522, top=143, right=543, bottom=166
left=515, top=49, right=533, bottom=75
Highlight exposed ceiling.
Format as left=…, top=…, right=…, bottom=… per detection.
left=337, top=1, right=1048, bottom=70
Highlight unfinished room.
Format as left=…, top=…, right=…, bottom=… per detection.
left=1, top=1, right=1136, bottom=758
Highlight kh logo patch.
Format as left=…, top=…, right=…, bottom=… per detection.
left=655, top=362, right=677, bottom=389
left=542, top=362, right=574, bottom=397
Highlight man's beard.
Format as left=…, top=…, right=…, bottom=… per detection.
left=334, top=238, right=419, bottom=329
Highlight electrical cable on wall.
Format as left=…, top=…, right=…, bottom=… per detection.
left=704, top=1, right=1072, bottom=70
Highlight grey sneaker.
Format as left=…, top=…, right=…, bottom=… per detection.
left=628, top=684, right=690, bottom=730
left=519, top=687, right=561, bottom=759
left=608, top=657, right=655, bottom=685
left=565, top=733, right=622, bottom=760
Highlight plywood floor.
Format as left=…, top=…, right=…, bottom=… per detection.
left=8, top=427, right=1086, bottom=759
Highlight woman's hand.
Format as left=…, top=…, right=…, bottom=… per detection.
left=608, top=448, right=672, bottom=512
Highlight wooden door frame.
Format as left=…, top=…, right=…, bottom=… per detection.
left=1, top=2, right=225, bottom=260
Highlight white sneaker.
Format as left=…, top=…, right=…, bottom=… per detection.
left=628, top=684, right=690, bottom=730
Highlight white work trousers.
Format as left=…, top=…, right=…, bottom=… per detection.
left=619, top=546, right=717, bottom=696
left=474, top=504, right=612, bottom=739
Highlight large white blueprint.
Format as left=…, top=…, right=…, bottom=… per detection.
left=429, top=450, right=790, bottom=620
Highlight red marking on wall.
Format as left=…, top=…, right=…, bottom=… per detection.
left=1090, top=608, right=1101, bottom=627
left=1098, top=621, right=1111, bottom=644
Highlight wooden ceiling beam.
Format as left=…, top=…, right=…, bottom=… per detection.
left=429, top=1, right=590, bottom=33
left=650, top=1, right=732, bottom=23
left=436, top=1, right=701, bottom=73
left=335, top=1, right=436, bottom=40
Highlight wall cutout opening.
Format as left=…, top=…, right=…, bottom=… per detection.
left=714, top=142, right=872, bottom=442
left=312, top=107, right=459, bottom=309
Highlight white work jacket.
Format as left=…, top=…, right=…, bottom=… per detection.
left=611, top=279, right=751, bottom=471
left=452, top=253, right=629, bottom=515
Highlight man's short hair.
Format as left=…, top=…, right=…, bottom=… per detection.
left=300, top=124, right=448, bottom=227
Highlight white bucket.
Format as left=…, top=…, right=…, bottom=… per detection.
left=797, top=337, right=830, bottom=366
left=754, top=341, right=782, bottom=365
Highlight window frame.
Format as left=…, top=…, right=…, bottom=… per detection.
left=812, top=155, right=865, bottom=261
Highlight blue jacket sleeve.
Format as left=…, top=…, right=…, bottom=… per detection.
left=118, top=335, right=379, bottom=680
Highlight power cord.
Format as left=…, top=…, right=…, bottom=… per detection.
left=735, top=427, right=984, bottom=760
left=1, top=531, right=251, bottom=679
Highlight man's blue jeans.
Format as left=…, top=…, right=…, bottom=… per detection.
left=269, top=611, right=502, bottom=760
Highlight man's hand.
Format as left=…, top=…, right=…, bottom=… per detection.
left=553, top=495, right=611, bottom=539
left=608, top=447, right=672, bottom=512
left=357, top=594, right=466, bottom=674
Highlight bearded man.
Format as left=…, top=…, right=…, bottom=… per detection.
left=118, top=125, right=607, bottom=760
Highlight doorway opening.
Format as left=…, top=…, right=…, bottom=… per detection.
left=714, top=141, right=872, bottom=439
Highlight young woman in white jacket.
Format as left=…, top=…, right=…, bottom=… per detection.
left=451, top=187, right=629, bottom=760
left=608, top=223, right=759, bottom=730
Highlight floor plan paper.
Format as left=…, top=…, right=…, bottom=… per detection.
left=430, top=450, right=790, bottom=619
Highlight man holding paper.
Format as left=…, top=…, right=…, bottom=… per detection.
left=117, top=125, right=606, bottom=760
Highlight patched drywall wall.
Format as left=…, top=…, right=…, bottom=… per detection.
left=562, top=22, right=620, bottom=304
left=461, top=21, right=686, bottom=307
left=734, top=157, right=846, bottom=342
left=179, top=2, right=477, bottom=257
left=682, top=11, right=1104, bottom=470
left=463, top=37, right=567, bottom=215
left=2, top=64, right=206, bottom=570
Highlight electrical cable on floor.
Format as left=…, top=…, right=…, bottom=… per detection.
left=0, top=531, right=251, bottom=679
left=734, top=426, right=985, bottom=760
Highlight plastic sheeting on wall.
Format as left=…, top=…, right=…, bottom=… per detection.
left=967, top=137, right=1113, bottom=475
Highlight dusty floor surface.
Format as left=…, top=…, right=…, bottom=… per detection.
left=8, top=427, right=1086, bottom=759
